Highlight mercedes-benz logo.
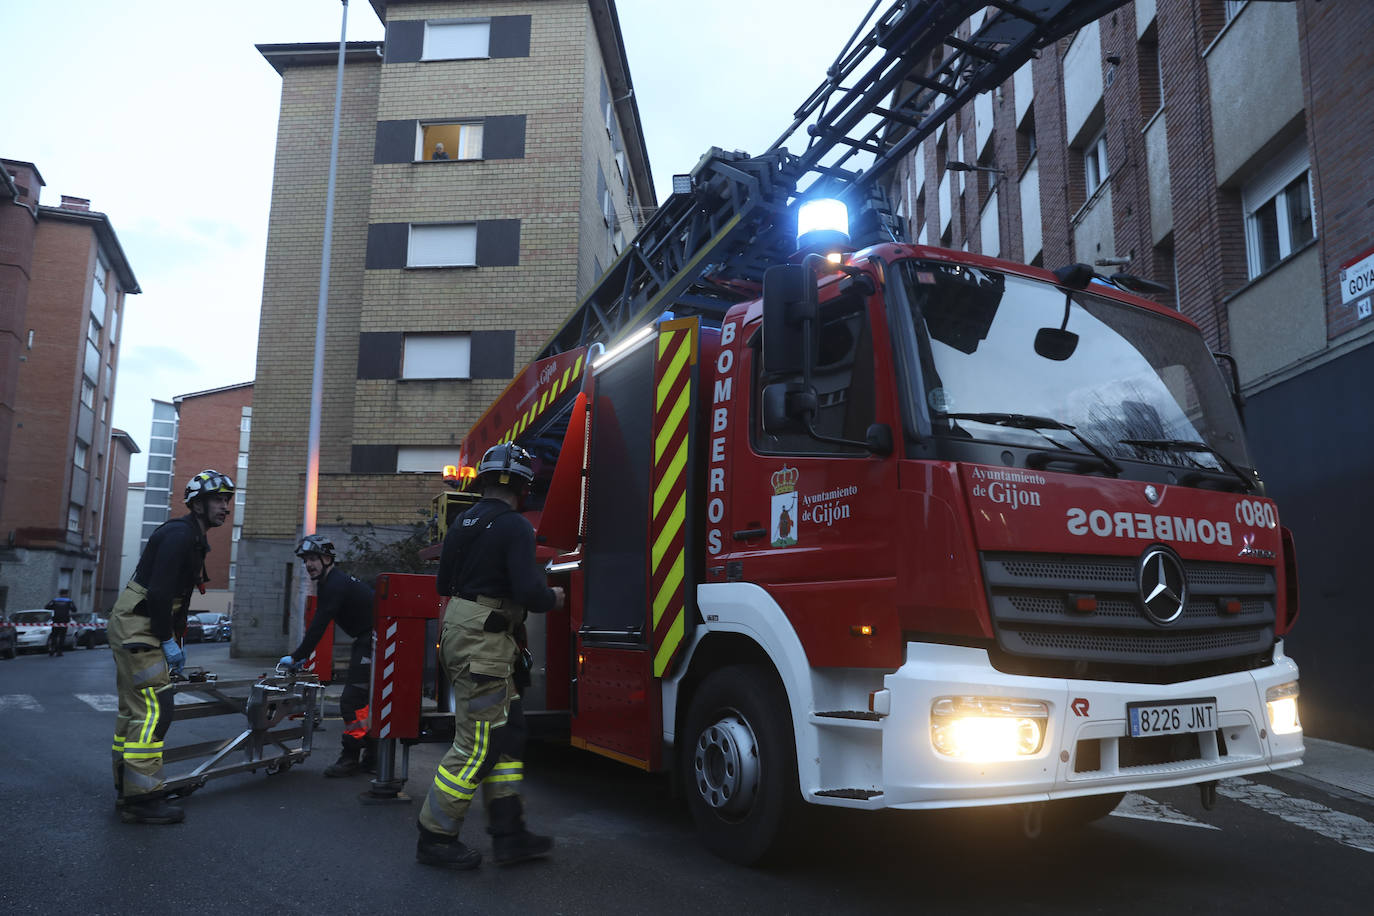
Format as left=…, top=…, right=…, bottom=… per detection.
left=1138, top=545, right=1187, bottom=625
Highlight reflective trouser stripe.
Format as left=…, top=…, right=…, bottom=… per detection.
left=486, top=760, right=523, bottom=784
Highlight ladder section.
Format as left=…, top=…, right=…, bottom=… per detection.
left=538, top=0, right=1136, bottom=359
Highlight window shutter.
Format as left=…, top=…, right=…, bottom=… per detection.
left=476, top=220, right=521, bottom=267
left=384, top=20, right=424, bottom=63
left=374, top=121, right=416, bottom=164
left=469, top=330, right=516, bottom=379
left=489, top=16, right=531, bottom=58
left=351, top=445, right=399, bottom=474
left=483, top=115, right=527, bottom=159
left=366, top=224, right=410, bottom=269
left=357, top=332, right=403, bottom=379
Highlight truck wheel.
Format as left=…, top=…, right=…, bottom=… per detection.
left=682, top=665, right=798, bottom=865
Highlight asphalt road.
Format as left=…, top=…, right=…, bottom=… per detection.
left=2, top=643, right=1372, bottom=915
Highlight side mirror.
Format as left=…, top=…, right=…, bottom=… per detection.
left=762, top=264, right=817, bottom=376
left=762, top=382, right=816, bottom=435
left=864, top=423, right=893, bottom=456
left=1034, top=327, right=1079, bottom=361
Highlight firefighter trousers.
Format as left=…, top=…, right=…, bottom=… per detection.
left=418, top=596, right=528, bottom=838
left=340, top=631, right=373, bottom=753
left=107, top=582, right=176, bottom=800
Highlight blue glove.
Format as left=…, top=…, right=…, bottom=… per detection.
left=161, top=639, right=186, bottom=675
left=279, top=655, right=301, bottom=671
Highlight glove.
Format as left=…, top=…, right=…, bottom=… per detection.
left=161, top=639, right=186, bottom=675
left=279, top=655, right=301, bottom=671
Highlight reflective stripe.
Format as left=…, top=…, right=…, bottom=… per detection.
left=112, top=736, right=126, bottom=752
left=456, top=722, right=490, bottom=783
left=433, top=765, right=478, bottom=801
left=486, top=760, right=523, bottom=784
left=139, top=687, right=159, bottom=746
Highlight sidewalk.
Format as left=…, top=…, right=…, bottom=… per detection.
left=194, top=646, right=1374, bottom=801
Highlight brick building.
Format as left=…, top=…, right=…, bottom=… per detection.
left=0, top=164, right=139, bottom=616
left=96, top=429, right=140, bottom=612
left=236, top=0, right=655, bottom=654
left=170, top=383, right=253, bottom=616
left=882, top=0, right=1373, bottom=746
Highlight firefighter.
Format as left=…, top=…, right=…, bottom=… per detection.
left=280, top=534, right=377, bottom=777
left=46, top=590, right=75, bottom=656
left=416, top=442, right=565, bottom=869
left=107, top=469, right=233, bottom=825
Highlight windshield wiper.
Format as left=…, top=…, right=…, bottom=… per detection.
left=939, top=412, right=1123, bottom=475
left=1117, top=438, right=1257, bottom=492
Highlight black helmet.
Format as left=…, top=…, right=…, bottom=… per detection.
left=294, top=534, right=336, bottom=559
left=476, top=442, right=534, bottom=489
left=184, top=469, right=235, bottom=505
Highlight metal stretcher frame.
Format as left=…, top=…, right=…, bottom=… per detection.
left=158, top=671, right=324, bottom=797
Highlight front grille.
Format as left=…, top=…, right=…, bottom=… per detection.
left=983, top=552, right=1276, bottom=677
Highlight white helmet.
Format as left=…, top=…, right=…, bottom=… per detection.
left=294, top=534, right=336, bottom=559
left=184, top=469, right=235, bottom=505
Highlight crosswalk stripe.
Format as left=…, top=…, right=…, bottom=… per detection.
left=1218, top=777, right=1374, bottom=854
left=76, top=694, right=120, bottom=712
left=1110, top=792, right=1220, bottom=829
left=0, top=695, right=43, bottom=713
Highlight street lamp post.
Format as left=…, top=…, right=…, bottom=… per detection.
left=298, top=0, right=349, bottom=634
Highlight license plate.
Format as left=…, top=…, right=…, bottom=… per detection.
left=1127, top=698, right=1218, bottom=737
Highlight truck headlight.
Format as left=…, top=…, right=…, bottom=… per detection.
left=1265, top=681, right=1301, bottom=735
left=931, top=696, right=1048, bottom=761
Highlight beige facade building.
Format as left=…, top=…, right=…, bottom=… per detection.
left=237, top=0, right=654, bottom=654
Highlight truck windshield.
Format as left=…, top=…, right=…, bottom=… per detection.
left=895, top=259, right=1252, bottom=472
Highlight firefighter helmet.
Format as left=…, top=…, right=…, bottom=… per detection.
left=476, top=442, right=535, bottom=489
left=184, top=469, right=235, bottom=505
left=294, top=534, right=336, bottom=559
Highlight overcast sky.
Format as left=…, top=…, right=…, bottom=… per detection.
left=4, top=0, right=870, bottom=480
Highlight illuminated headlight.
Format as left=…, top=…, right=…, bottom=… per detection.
left=931, top=696, right=1048, bottom=761
left=1265, top=681, right=1301, bottom=735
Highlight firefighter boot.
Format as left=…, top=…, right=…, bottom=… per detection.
left=323, top=746, right=361, bottom=777
left=488, top=795, right=554, bottom=866
left=416, top=825, right=482, bottom=870
left=359, top=738, right=378, bottom=775
left=119, top=795, right=185, bottom=825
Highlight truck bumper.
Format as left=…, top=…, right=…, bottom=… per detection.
left=869, top=641, right=1303, bottom=810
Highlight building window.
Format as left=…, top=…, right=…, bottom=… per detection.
left=88, top=316, right=102, bottom=346
left=241, top=415, right=251, bottom=433
left=419, top=122, right=483, bottom=161
left=1084, top=129, right=1109, bottom=197
left=90, top=259, right=107, bottom=322
left=237, top=451, right=249, bottom=473
left=81, top=379, right=96, bottom=409
left=614, top=150, right=628, bottom=184
left=149, top=455, right=172, bottom=472
left=1242, top=140, right=1314, bottom=279
left=408, top=224, right=477, bottom=267
left=74, top=441, right=88, bottom=470
left=1224, top=1, right=1247, bottom=23
left=84, top=340, right=100, bottom=383
left=422, top=20, right=490, bottom=60
left=68, top=504, right=81, bottom=533
left=82, top=569, right=94, bottom=595
left=402, top=333, right=472, bottom=379
left=235, top=489, right=246, bottom=508
left=396, top=446, right=460, bottom=473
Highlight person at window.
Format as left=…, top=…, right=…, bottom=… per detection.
left=416, top=442, right=565, bottom=869
left=107, top=469, right=233, bottom=825
left=279, top=534, right=376, bottom=777
left=432, top=142, right=450, bottom=161
left=46, top=590, right=76, bottom=657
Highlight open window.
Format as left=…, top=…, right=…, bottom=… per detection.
left=419, top=122, right=483, bottom=161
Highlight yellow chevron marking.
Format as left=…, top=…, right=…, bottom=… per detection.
left=655, top=382, right=691, bottom=465
left=653, top=610, right=685, bottom=677
left=656, top=335, right=690, bottom=411
left=651, top=491, right=685, bottom=570
left=653, top=437, right=687, bottom=518
left=652, top=548, right=684, bottom=627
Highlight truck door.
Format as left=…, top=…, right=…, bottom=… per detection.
left=572, top=319, right=702, bottom=769
left=723, top=293, right=902, bottom=668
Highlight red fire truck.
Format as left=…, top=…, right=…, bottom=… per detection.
left=366, top=0, right=1303, bottom=864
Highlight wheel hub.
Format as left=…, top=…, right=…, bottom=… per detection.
left=692, top=714, right=759, bottom=816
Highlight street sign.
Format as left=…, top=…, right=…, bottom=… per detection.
left=1339, top=245, right=1374, bottom=305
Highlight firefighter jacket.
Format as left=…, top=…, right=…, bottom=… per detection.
left=436, top=497, right=557, bottom=615
left=127, top=514, right=210, bottom=642
left=290, top=565, right=374, bottom=662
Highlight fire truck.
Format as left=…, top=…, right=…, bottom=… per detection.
left=365, top=0, right=1303, bottom=864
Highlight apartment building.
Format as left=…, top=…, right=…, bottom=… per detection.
left=171, top=383, right=253, bottom=616
left=0, top=163, right=139, bottom=615
left=882, top=0, right=1373, bottom=746
left=95, top=429, right=139, bottom=612
left=236, top=0, right=654, bottom=653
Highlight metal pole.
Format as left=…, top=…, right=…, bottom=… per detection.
left=298, top=0, right=349, bottom=630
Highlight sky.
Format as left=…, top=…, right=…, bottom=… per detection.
left=3, top=0, right=874, bottom=480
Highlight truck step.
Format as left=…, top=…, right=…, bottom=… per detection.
left=815, top=788, right=883, bottom=800
left=814, top=710, right=881, bottom=721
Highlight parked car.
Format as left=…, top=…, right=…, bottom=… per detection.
left=185, top=612, right=225, bottom=643
left=72, top=612, right=109, bottom=649
left=0, top=615, right=16, bottom=659
left=11, top=610, right=77, bottom=654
